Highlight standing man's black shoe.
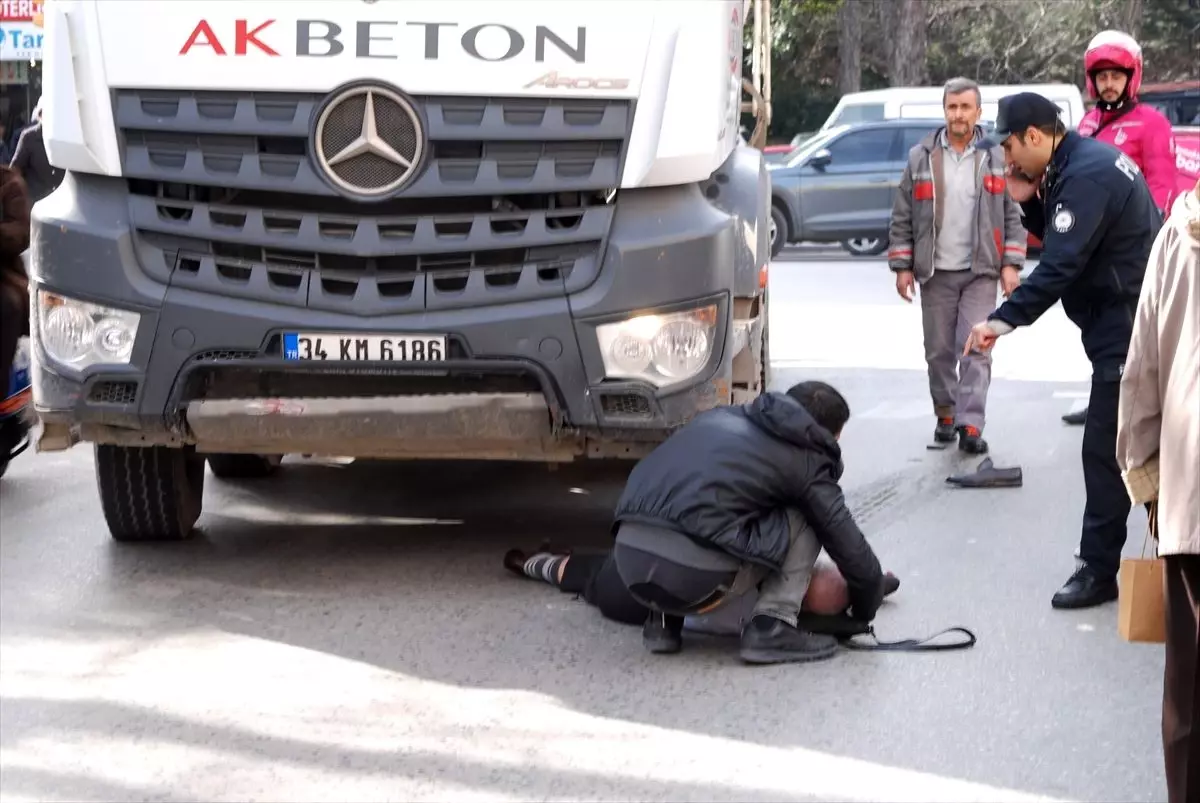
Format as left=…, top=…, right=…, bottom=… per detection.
left=934, top=417, right=957, bottom=443
left=739, top=614, right=838, bottom=664
left=957, top=425, right=989, bottom=455
left=642, top=612, right=684, bottom=654
left=1051, top=566, right=1119, bottom=609
left=1062, top=407, right=1088, bottom=425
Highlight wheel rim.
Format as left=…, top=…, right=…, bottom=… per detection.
left=846, top=237, right=881, bottom=253
left=768, top=215, right=778, bottom=246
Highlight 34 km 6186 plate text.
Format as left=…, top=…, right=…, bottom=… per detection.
left=284, top=333, right=446, bottom=362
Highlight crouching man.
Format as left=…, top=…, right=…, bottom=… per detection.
left=506, top=381, right=894, bottom=665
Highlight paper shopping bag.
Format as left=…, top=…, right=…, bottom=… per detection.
left=1117, top=557, right=1166, bottom=644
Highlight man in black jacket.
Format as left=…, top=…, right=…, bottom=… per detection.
left=506, top=381, right=892, bottom=665
left=10, top=102, right=64, bottom=205
left=965, top=92, right=1161, bottom=610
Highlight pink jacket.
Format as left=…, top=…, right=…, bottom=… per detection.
left=1078, top=103, right=1177, bottom=212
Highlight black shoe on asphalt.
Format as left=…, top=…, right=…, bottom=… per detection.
left=643, top=612, right=684, bottom=654
left=1051, top=566, right=1119, bottom=610
left=957, top=425, right=989, bottom=455
left=1062, top=407, right=1088, bottom=425
left=934, top=417, right=957, bottom=443
left=739, top=614, right=838, bottom=665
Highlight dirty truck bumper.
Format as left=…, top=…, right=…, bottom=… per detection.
left=29, top=175, right=746, bottom=461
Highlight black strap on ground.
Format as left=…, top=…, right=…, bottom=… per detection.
left=840, top=626, right=977, bottom=652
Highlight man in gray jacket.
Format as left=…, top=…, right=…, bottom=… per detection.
left=888, top=77, right=1027, bottom=454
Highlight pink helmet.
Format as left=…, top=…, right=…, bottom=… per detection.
left=1084, top=30, right=1143, bottom=101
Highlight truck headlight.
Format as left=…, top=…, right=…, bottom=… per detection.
left=596, top=304, right=717, bottom=387
left=37, top=291, right=141, bottom=369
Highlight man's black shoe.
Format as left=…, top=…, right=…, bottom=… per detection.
left=642, top=612, right=684, bottom=654
left=957, top=426, right=989, bottom=455
left=1062, top=407, right=1088, bottom=425
left=1051, top=567, right=1119, bottom=609
left=934, top=417, right=957, bottom=443
left=739, top=614, right=838, bottom=664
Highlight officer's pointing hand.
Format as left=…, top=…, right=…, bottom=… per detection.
left=964, top=321, right=999, bottom=356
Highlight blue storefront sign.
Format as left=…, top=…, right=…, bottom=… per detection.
left=0, top=21, right=43, bottom=61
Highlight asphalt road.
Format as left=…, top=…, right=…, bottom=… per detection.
left=0, top=249, right=1165, bottom=803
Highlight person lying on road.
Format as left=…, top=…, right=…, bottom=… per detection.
left=505, top=541, right=900, bottom=649
left=505, top=381, right=897, bottom=665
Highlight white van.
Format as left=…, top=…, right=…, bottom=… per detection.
left=819, top=84, right=1087, bottom=132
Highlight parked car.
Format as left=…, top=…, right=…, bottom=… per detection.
left=763, top=144, right=795, bottom=165
left=768, top=119, right=950, bottom=258
left=1139, top=81, right=1200, bottom=127
left=819, top=84, right=1087, bottom=132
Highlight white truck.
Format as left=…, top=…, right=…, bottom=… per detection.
left=30, top=0, right=772, bottom=541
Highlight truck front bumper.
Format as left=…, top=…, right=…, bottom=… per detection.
left=30, top=175, right=749, bottom=461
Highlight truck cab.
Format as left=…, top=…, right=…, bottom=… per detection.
left=29, top=0, right=771, bottom=542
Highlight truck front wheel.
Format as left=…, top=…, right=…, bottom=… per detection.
left=207, top=453, right=283, bottom=479
left=95, top=444, right=205, bottom=542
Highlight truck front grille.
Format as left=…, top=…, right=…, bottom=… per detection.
left=115, top=89, right=631, bottom=312
left=115, top=90, right=629, bottom=198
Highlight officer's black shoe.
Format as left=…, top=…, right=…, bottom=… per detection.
left=1062, top=407, right=1088, bottom=425
left=934, top=417, right=957, bottom=443
left=957, top=425, right=989, bottom=455
left=739, top=614, right=838, bottom=665
left=1051, top=566, right=1119, bottom=610
left=642, top=612, right=684, bottom=654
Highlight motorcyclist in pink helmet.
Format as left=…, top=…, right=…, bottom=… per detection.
left=1079, top=31, right=1177, bottom=211
left=1062, top=30, right=1177, bottom=427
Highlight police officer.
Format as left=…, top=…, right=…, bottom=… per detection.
left=964, top=92, right=1161, bottom=610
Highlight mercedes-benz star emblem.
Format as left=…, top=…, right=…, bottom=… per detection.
left=314, top=85, right=425, bottom=198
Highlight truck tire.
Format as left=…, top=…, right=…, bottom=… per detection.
left=207, top=453, right=283, bottom=479
left=95, top=444, right=205, bottom=542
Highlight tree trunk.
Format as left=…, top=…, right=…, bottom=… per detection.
left=837, top=0, right=863, bottom=95
left=886, top=0, right=929, bottom=87
left=1121, top=0, right=1144, bottom=41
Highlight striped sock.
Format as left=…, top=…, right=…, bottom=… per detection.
left=521, top=552, right=567, bottom=585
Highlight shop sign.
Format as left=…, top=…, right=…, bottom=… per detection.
left=0, top=0, right=42, bottom=61
left=0, top=1, right=43, bottom=22
left=0, top=20, right=42, bottom=61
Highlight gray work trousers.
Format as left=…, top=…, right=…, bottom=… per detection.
left=920, top=269, right=998, bottom=431
left=687, top=509, right=822, bottom=633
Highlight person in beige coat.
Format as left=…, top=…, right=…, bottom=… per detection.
left=1116, top=178, right=1200, bottom=803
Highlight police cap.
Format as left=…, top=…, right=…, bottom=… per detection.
left=994, top=92, right=1062, bottom=142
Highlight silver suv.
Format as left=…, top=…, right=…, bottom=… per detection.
left=768, top=119, right=956, bottom=258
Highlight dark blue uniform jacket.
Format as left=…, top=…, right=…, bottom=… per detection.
left=989, top=132, right=1162, bottom=375
left=612, top=392, right=886, bottom=621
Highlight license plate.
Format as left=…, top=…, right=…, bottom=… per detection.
left=283, top=333, right=446, bottom=362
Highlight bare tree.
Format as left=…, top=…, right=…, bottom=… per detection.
left=837, top=0, right=863, bottom=94
left=886, top=0, right=929, bottom=86
left=1121, top=0, right=1144, bottom=41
